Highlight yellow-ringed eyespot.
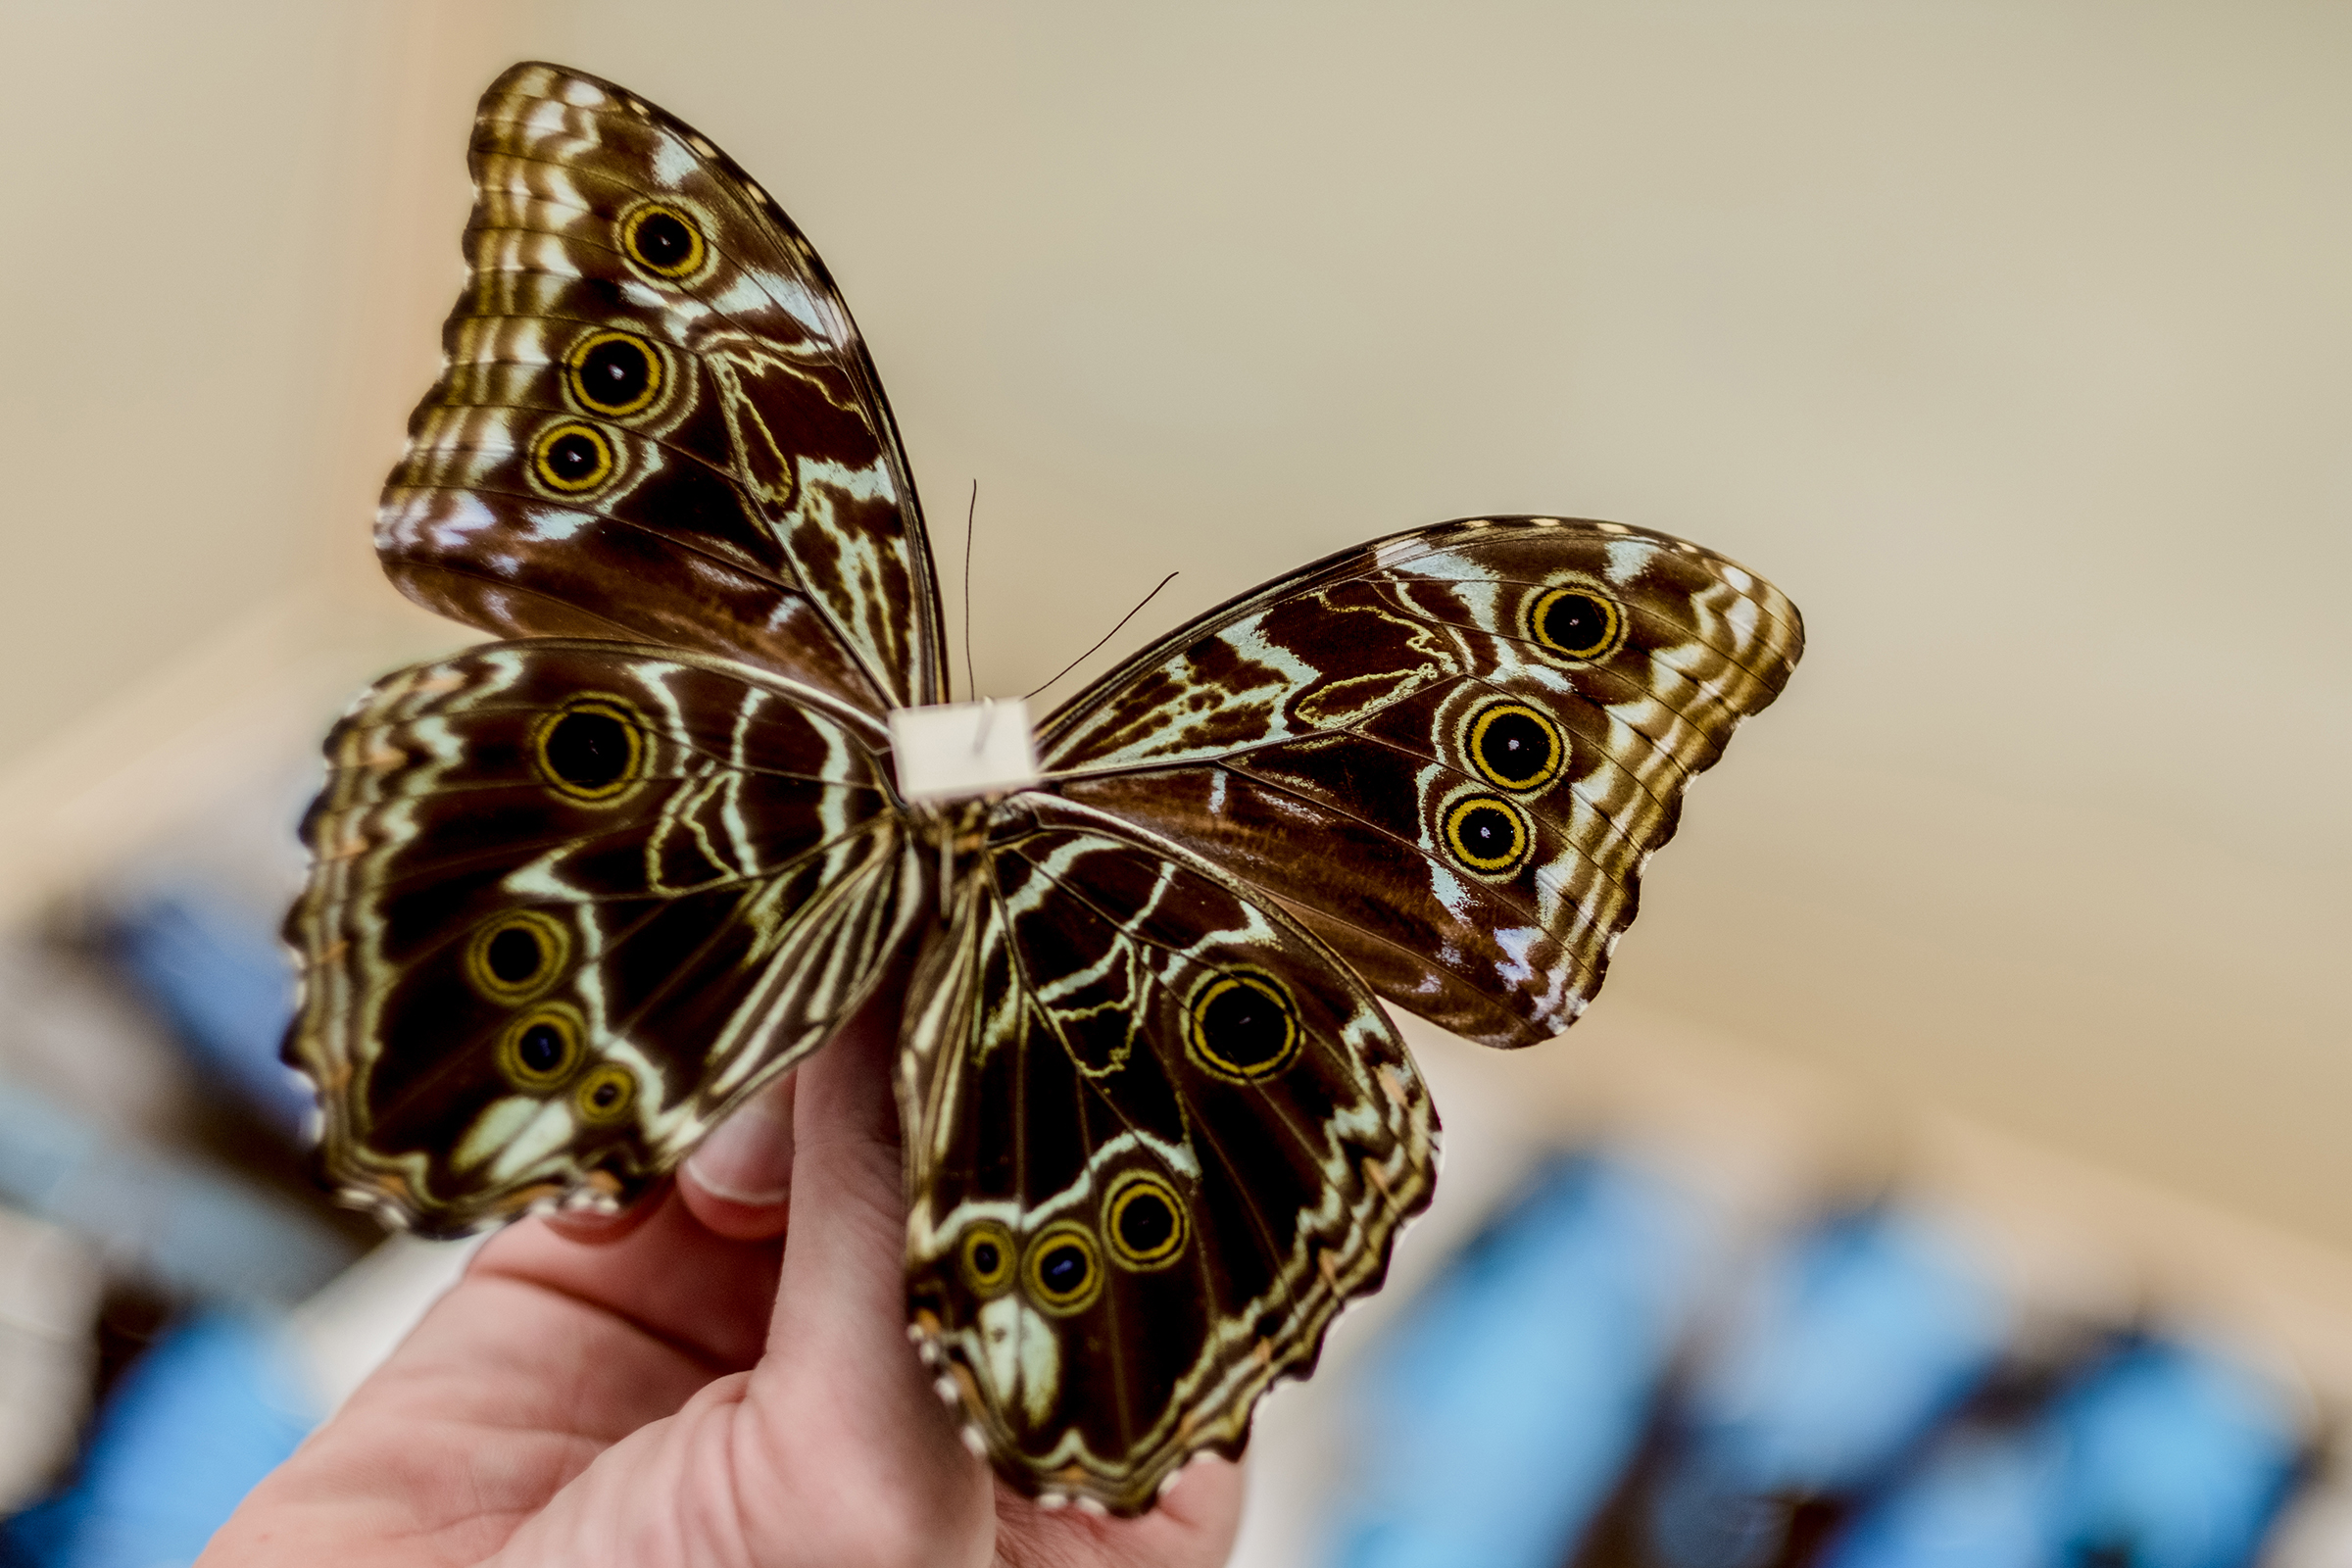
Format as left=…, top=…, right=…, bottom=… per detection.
left=572, top=1063, right=637, bottom=1125
left=530, top=420, right=616, bottom=494
left=957, top=1221, right=1017, bottom=1297
left=1185, top=969, right=1301, bottom=1084
left=464, top=909, right=571, bottom=1004
left=531, top=697, right=646, bottom=804
left=1465, top=701, right=1565, bottom=793
left=565, top=329, right=663, bottom=417
left=498, top=1004, right=586, bottom=1090
left=1023, top=1221, right=1102, bottom=1314
left=1443, top=793, right=1534, bottom=875
left=1103, top=1170, right=1189, bottom=1271
left=1525, top=583, right=1626, bottom=663
left=618, top=201, right=709, bottom=280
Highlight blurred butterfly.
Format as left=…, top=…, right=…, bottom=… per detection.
left=283, top=61, right=1803, bottom=1513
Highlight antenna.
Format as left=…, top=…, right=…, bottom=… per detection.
left=1021, top=570, right=1180, bottom=704
left=960, top=480, right=979, bottom=702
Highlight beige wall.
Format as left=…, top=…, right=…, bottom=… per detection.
left=3, top=3, right=2346, bottom=1248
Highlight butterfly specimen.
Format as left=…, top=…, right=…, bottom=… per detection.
left=282, top=62, right=1804, bottom=1513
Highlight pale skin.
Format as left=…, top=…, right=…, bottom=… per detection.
left=201, top=998, right=1244, bottom=1568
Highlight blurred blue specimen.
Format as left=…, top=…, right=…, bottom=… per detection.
left=0, top=1079, right=351, bottom=1305
left=1329, top=1155, right=1714, bottom=1568
left=1817, top=1427, right=2056, bottom=1568
left=1, top=1314, right=316, bottom=1568
left=1824, top=1339, right=2303, bottom=1568
left=1643, top=1208, right=2009, bottom=1568
left=105, top=889, right=310, bottom=1139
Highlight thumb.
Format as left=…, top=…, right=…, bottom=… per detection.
left=769, top=991, right=907, bottom=1358
left=737, top=990, right=995, bottom=1550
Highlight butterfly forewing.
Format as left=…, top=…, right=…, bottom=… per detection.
left=1043, top=517, right=1804, bottom=1048
left=381, top=62, right=944, bottom=715
left=285, top=640, right=918, bottom=1236
left=899, top=799, right=1436, bottom=1512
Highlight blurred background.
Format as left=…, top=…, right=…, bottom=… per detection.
left=0, top=2, right=2346, bottom=1563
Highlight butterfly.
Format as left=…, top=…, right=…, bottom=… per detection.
left=281, top=61, right=1804, bottom=1514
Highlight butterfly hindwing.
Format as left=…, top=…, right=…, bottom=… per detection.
left=1043, top=516, right=1804, bottom=1048
left=899, top=797, right=1437, bottom=1512
left=284, top=639, right=919, bottom=1236
left=381, top=62, right=944, bottom=715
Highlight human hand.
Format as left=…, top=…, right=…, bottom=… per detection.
left=202, top=997, right=1244, bottom=1567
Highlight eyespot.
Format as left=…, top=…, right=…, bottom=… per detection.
left=1465, top=701, right=1565, bottom=793
left=498, top=1004, right=585, bottom=1090
left=530, top=420, right=616, bottom=494
left=1103, top=1170, right=1189, bottom=1271
left=572, top=1063, right=636, bottom=1125
left=957, top=1220, right=1017, bottom=1296
left=1023, top=1221, right=1102, bottom=1314
left=1525, top=583, right=1626, bottom=663
left=532, top=698, right=646, bottom=804
left=1185, top=969, right=1301, bottom=1084
left=465, top=909, right=571, bottom=1003
left=618, top=201, right=709, bottom=280
left=565, top=329, right=663, bottom=417
left=1443, top=793, right=1533, bottom=875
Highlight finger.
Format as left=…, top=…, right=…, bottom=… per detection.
left=993, top=1457, right=1247, bottom=1568
left=741, top=988, right=995, bottom=1542
left=544, top=1175, right=674, bottom=1246
left=681, top=1070, right=799, bottom=1240
left=768, top=990, right=912, bottom=1359
left=473, top=1183, right=782, bottom=1372
left=1144, top=1457, right=1248, bottom=1561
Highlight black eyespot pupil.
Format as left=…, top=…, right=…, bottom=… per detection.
left=1040, top=1244, right=1088, bottom=1294
left=634, top=212, right=694, bottom=268
left=1118, top=1193, right=1176, bottom=1253
left=1544, top=592, right=1612, bottom=655
left=591, top=1081, right=618, bottom=1108
left=546, top=431, right=602, bottom=480
left=1201, top=982, right=1289, bottom=1070
left=1460, top=805, right=1515, bottom=853
left=485, top=926, right=544, bottom=985
left=518, top=1023, right=566, bottom=1074
left=971, top=1240, right=1001, bottom=1275
left=545, top=711, right=631, bottom=790
left=1479, top=711, right=1551, bottom=783
left=579, top=339, right=652, bottom=407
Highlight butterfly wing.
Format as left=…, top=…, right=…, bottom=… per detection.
left=900, top=796, right=1436, bottom=1513
left=1039, top=515, right=1804, bottom=1048
left=381, top=62, right=945, bottom=713
left=284, top=639, right=920, bottom=1237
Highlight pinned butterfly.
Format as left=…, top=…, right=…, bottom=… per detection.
left=284, top=62, right=1804, bottom=1513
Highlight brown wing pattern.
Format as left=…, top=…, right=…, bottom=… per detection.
left=1041, top=516, right=1804, bottom=1049
left=899, top=796, right=1437, bottom=1513
left=379, top=62, right=945, bottom=714
left=284, top=639, right=919, bottom=1237
left=296, top=55, right=1809, bottom=1517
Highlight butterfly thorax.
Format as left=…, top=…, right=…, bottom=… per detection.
left=915, top=796, right=998, bottom=902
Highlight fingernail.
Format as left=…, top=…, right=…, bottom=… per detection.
left=685, top=1084, right=795, bottom=1205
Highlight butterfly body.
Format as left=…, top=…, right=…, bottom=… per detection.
left=286, top=62, right=1802, bottom=1512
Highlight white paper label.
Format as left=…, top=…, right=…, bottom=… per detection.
left=889, top=699, right=1042, bottom=803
